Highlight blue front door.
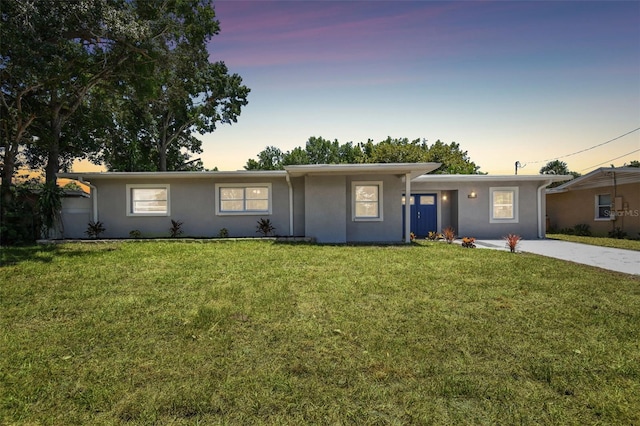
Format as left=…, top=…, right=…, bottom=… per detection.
left=403, top=193, right=438, bottom=237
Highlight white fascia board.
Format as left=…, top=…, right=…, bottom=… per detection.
left=57, top=170, right=288, bottom=181
left=284, top=162, right=441, bottom=178
left=412, top=174, right=574, bottom=184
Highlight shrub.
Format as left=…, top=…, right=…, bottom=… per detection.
left=256, top=218, right=275, bottom=237
left=129, top=230, right=142, bottom=239
left=427, top=231, right=442, bottom=241
left=85, top=221, right=106, bottom=239
left=573, top=224, right=591, bottom=237
left=217, top=228, right=229, bottom=238
left=442, top=227, right=455, bottom=244
left=37, top=182, right=64, bottom=238
left=504, top=234, right=521, bottom=253
left=170, top=220, right=184, bottom=238
left=608, top=227, right=627, bottom=239
left=461, top=237, right=476, bottom=248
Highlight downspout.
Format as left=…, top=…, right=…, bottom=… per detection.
left=79, top=177, right=98, bottom=223
left=405, top=173, right=411, bottom=243
left=537, top=180, right=552, bottom=239
left=286, top=174, right=293, bottom=236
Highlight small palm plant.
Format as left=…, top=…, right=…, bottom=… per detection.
left=170, top=220, right=184, bottom=238
left=256, top=218, right=275, bottom=237
left=85, top=221, right=106, bottom=239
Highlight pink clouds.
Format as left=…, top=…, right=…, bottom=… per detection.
left=209, top=1, right=457, bottom=68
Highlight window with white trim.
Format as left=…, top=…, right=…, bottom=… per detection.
left=126, top=184, right=170, bottom=216
left=216, top=183, right=271, bottom=215
left=595, top=194, right=611, bottom=220
left=353, top=181, right=383, bottom=221
left=489, top=187, right=518, bottom=223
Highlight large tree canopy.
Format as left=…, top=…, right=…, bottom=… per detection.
left=245, top=136, right=482, bottom=174
left=1, top=0, right=249, bottom=179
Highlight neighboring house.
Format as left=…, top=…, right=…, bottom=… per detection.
left=546, top=167, right=640, bottom=238
left=57, top=163, right=570, bottom=243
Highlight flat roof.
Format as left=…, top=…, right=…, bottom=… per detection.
left=547, top=167, right=640, bottom=193
left=284, top=162, right=441, bottom=179
left=57, top=170, right=288, bottom=180
left=413, top=174, right=573, bottom=183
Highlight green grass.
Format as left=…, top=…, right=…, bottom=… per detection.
left=547, top=233, right=640, bottom=251
left=2, top=241, right=639, bottom=425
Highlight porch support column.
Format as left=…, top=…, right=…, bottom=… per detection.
left=405, top=173, right=411, bottom=243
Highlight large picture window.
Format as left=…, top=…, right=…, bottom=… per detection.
left=216, top=184, right=271, bottom=215
left=595, top=194, right=611, bottom=220
left=489, top=187, right=518, bottom=223
left=126, top=184, right=170, bottom=216
left=352, top=181, right=383, bottom=221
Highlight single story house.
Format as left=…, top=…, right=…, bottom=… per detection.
left=546, top=167, right=640, bottom=238
left=57, top=163, right=571, bottom=243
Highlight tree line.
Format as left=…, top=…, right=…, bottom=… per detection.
left=245, top=136, right=483, bottom=174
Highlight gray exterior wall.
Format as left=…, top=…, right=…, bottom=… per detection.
left=60, top=196, right=92, bottom=238
left=304, top=174, right=405, bottom=243
left=304, top=175, right=347, bottom=243
left=88, top=176, right=292, bottom=239
left=411, top=180, right=544, bottom=239
left=346, top=174, right=404, bottom=243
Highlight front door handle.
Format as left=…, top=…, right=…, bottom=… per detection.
left=417, top=211, right=421, bottom=220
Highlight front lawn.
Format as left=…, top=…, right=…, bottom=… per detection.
left=1, top=241, right=639, bottom=424
left=546, top=233, right=640, bottom=251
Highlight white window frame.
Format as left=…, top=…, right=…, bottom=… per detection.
left=126, top=184, right=170, bottom=217
left=215, top=183, right=272, bottom=216
left=489, top=187, right=519, bottom=224
left=594, top=194, right=612, bottom=221
left=352, top=181, right=383, bottom=222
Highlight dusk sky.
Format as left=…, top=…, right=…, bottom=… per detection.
left=199, top=1, right=639, bottom=174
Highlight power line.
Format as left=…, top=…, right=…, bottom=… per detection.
left=523, top=127, right=640, bottom=165
left=579, top=148, right=640, bottom=172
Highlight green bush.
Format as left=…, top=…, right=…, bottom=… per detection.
left=608, top=227, right=627, bottom=239
left=572, top=224, right=591, bottom=237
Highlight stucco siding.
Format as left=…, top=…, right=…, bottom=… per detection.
left=411, top=180, right=543, bottom=239
left=304, top=175, right=347, bottom=243
left=547, top=182, right=640, bottom=237
left=60, top=196, right=92, bottom=238
left=346, top=174, right=404, bottom=243
left=90, top=177, right=292, bottom=238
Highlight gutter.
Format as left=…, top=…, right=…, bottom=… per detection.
left=286, top=174, right=293, bottom=236
left=537, top=179, right=552, bottom=239
left=79, top=177, right=98, bottom=223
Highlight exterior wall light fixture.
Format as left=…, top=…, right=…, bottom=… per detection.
left=468, top=191, right=477, bottom=199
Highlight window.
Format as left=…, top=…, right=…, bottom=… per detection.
left=595, top=194, right=611, bottom=220
left=353, top=181, right=383, bottom=221
left=126, top=184, right=170, bottom=216
left=216, top=183, right=271, bottom=215
left=489, top=187, right=518, bottom=223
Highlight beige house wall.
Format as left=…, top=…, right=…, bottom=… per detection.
left=547, top=182, right=640, bottom=237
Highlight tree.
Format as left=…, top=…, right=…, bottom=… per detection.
left=425, top=140, right=482, bottom=174
left=244, top=136, right=483, bottom=173
left=625, top=160, right=640, bottom=168
left=2, top=0, right=248, bottom=179
left=245, top=146, right=284, bottom=170
left=539, top=160, right=581, bottom=187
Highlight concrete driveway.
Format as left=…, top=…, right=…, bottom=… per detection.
left=475, top=239, right=640, bottom=275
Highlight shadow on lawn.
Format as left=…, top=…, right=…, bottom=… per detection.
left=0, top=244, right=118, bottom=267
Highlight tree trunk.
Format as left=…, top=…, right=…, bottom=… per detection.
left=45, top=113, right=63, bottom=186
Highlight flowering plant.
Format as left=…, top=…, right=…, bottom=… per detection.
left=461, top=237, right=476, bottom=248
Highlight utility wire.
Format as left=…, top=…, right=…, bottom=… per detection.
left=522, top=127, right=640, bottom=165
left=579, top=148, right=640, bottom=172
